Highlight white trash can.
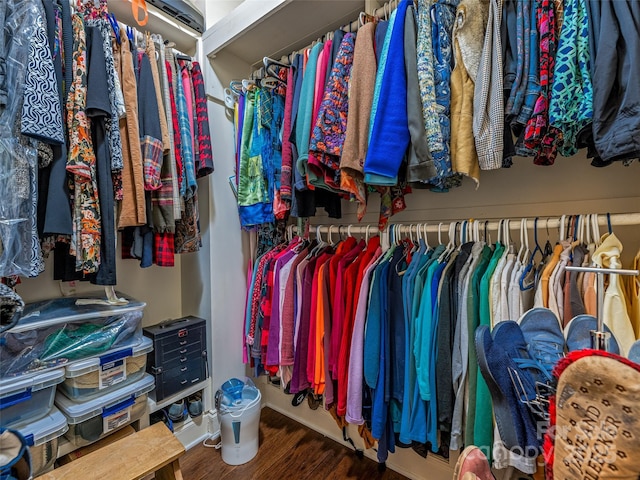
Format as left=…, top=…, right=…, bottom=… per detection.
left=216, top=378, right=261, bottom=466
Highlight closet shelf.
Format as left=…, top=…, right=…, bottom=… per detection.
left=107, top=0, right=201, bottom=55
left=202, top=0, right=364, bottom=68
left=147, top=379, right=210, bottom=414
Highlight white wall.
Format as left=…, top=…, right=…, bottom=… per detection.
left=200, top=50, right=253, bottom=392
left=18, top=252, right=183, bottom=328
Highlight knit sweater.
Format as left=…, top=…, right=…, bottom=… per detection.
left=340, top=22, right=377, bottom=219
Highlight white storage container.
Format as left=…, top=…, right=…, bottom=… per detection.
left=59, top=337, right=153, bottom=401
left=0, top=369, right=65, bottom=428
left=55, top=374, right=154, bottom=448
left=1, top=293, right=145, bottom=379
left=15, top=407, right=68, bottom=476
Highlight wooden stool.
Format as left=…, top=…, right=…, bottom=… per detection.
left=36, top=422, right=185, bottom=480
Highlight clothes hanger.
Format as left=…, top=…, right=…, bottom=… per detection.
left=583, top=214, right=591, bottom=245
left=520, top=217, right=543, bottom=290
left=558, top=214, right=567, bottom=243
left=229, top=80, right=243, bottom=96
left=439, top=222, right=457, bottom=262
left=517, top=218, right=528, bottom=264
left=126, top=25, right=135, bottom=45
left=108, top=13, right=121, bottom=44
left=259, top=77, right=281, bottom=90
left=541, top=218, right=554, bottom=259
left=308, top=225, right=326, bottom=257
left=416, top=224, right=422, bottom=247
left=570, top=215, right=583, bottom=250
left=503, top=219, right=510, bottom=249
left=459, top=220, right=466, bottom=245
left=417, top=223, right=427, bottom=250
left=263, top=56, right=289, bottom=69
left=592, top=213, right=602, bottom=248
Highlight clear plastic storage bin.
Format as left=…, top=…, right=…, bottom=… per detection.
left=55, top=374, right=154, bottom=448
left=0, top=369, right=65, bottom=428
left=15, top=407, right=68, bottom=476
left=59, top=336, right=153, bottom=401
left=0, top=293, right=145, bottom=379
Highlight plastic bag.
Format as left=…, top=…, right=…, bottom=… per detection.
left=0, top=0, right=42, bottom=277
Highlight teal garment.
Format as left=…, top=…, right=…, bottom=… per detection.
left=295, top=43, right=324, bottom=178
left=548, top=0, right=593, bottom=157
left=41, top=321, right=123, bottom=362
left=464, top=244, right=492, bottom=447
left=364, top=10, right=399, bottom=186
left=473, top=242, right=505, bottom=461
left=398, top=242, right=427, bottom=443
left=363, top=172, right=398, bottom=186
left=422, top=257, right=448, bottom=449
left=238, top=91, right=267, bottom=206
left=414, top=255, right=443, bottom=401
left=408, top=247, right=440, bottom=443
left=364, top=266, right=382, bottom=388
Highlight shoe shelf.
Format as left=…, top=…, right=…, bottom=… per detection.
left=147, top=379, right=211, bottom=414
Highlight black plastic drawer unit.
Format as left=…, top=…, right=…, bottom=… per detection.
left=143, top=316, right=208, bottom=402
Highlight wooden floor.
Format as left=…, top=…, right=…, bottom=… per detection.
left=180, top=407, right=409, bottom=480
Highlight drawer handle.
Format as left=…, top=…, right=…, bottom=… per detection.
left=179, top=340, right=187, bottom=346
left=180, top=357, right=187, bottom=363
left=179, top=348, right=187, bottom=354
left=180, top=366, right=188, bottom=372
left=180, top=380, right=187, bottom=385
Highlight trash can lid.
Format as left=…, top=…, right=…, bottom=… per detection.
left=218, top=385, right=260, bottom=412
left=220, top=378, right=245, bottom=401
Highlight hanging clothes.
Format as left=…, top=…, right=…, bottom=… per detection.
left=340, top=22, right=377, bottom=220
left=0, top=0, right=213, bottom=280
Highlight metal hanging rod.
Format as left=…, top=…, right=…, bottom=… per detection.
left=564, top=265, right=639, bottom=352
left=303, top=212, right=640, bottom=235
left=565, top=266, right=640, bottom=276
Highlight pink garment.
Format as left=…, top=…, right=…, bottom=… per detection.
left=243, top=259, right=253, bottom=364
left=281, top=247, right=309, bottom=367
left=248, top=248, right=280, bottom=345
left=277, top=247, right=301, bottom=388
left=308, top=40, right=332, bottom=172
left=329, top=241, right=365, bottom=379
left=280, top=66, right=295, bottom=203
left=266, top=244, right=299, bottom=367
left=294, top=257, right=310, bottom=346
left=346, top=248, right=382, bottom=425
left=322, top=262, right=334, bottom=405
left=180, top=61, right=195, bottom=154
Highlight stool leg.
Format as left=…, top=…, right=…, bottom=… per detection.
left=155, top=460, right=183, bottom=480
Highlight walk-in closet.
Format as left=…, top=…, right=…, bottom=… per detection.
left=1, top=0, right=640, bottom=479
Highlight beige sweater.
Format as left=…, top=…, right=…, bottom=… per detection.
left=340, top=22, right=377, bottom=217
